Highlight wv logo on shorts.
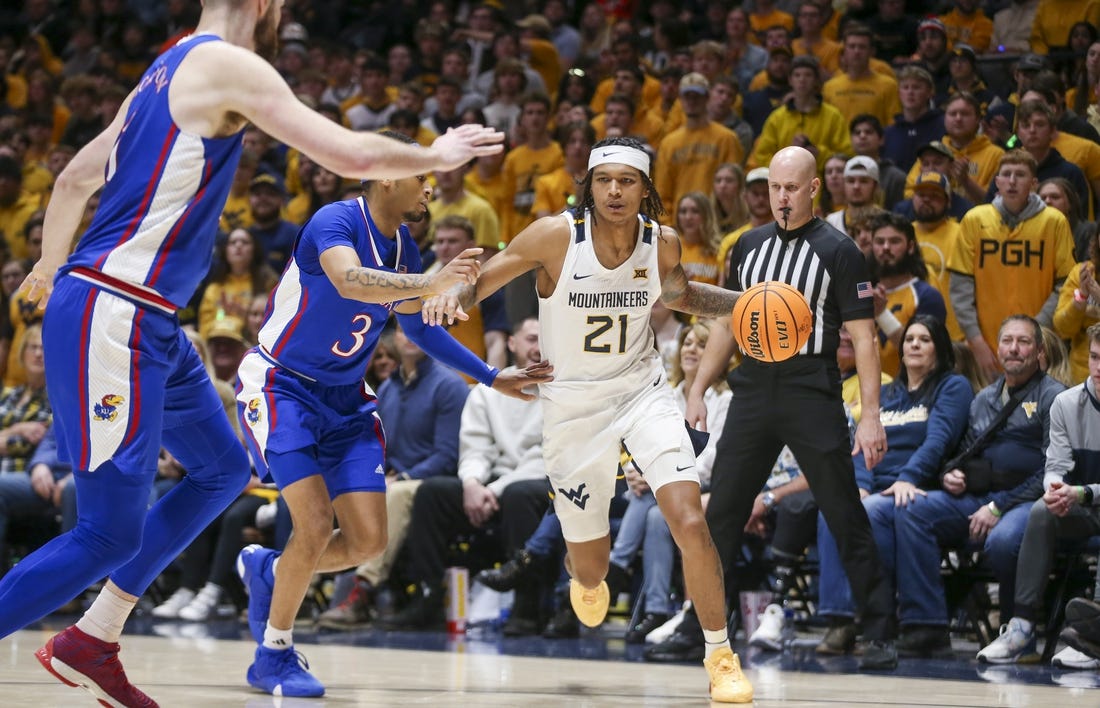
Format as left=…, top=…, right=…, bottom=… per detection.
left=246, top=398, right=263, bottom=425
left=558, top=483, right=591, bottom=510
left=93, top=394, right=125, bottom=422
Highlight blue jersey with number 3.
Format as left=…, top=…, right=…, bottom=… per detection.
left=257, top=197, right=421, bottom=386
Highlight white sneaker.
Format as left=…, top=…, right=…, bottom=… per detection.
left=151, top=587, right=196, bottom=618
left=178, top=584, right=222, bottom=622
left=1053, top=645, right=1100, bottom=670
left=749, top=604, right=785, bottom=651
left=976, top=617, right=1039, bottom=664
left=646, top=603, right=688, bottom=644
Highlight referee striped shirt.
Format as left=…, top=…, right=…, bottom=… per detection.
left=726, top=217, right=874, bottom=358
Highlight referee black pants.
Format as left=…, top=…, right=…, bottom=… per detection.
left=707, top=356, right=896, bottom=641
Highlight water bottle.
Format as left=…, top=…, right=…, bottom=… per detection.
left=781, top=606, right=796, bottom=650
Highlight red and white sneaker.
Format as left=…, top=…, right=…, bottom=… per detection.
left=35, top=625, right=158, bottom=707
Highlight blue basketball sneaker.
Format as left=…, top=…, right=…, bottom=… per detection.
left=237, top=543, right=278, bottom=643
left=247, top=646, right=325, bottom=697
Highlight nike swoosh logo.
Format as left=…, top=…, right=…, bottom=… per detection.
left=602, top=151, right=613, bottom=157
left=573, top=273, right=593, bottom=280
left=653, top=376, right=661, bottom=387
left=676, top=464, right=694, bottom=472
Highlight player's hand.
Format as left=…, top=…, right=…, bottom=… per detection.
left=421, top=293, right=470, bottom=326
left=852, top=415, right=887, bottom=470
left=684, top=393, right=708, bottom=432
left=430, top=248, right=482, bottom=294
left=18, top=261, right=57, bottom=311
left=429, top=125, right=505, bottom=171
left=491, top=360, right=554, bottom=401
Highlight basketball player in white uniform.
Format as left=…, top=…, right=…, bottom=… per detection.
left=422, top=137, right=753, bottom=703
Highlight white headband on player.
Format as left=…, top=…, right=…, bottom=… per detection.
left=587, top=145, right=650, bottom=177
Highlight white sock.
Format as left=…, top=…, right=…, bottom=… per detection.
left=263, top=622, right=293, bottom=651
left=76, top=590, right=137, bottom=643
left=703, top=627, right=731, bottom=660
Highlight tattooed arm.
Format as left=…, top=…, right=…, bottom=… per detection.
left=656, top=225, right=741, bottom=318
left=319, top=245, right=482, bottom=304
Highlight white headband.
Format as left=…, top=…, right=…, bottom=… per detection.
left=588, top=145, right=650, bottom=177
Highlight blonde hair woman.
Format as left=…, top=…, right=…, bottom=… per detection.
left=675, top=192, right=722, bottom=285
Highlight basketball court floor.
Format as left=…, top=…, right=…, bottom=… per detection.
left=0, top=613, right=1092, bottom=707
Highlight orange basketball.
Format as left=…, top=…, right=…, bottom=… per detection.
left=732, top=281, right=813, bottom=362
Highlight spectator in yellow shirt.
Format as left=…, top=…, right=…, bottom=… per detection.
left=823, top=24, right=901, bottom=128
left=939, top=0, right=994, bottom=54
left=654, top=73, right=744, bottom=209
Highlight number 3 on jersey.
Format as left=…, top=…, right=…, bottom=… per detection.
left=584, top=314, right=628, bottom=353
left=331, top=314, right=374, bottom=357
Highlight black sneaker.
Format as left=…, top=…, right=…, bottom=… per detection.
left=542, top=603, right=579, bottom=639
left=643, top=630, right=705, bottom=663
left=898, top=626, right=952, bottom=658
left=859, top=639, right=898, bottom=670
left=501, top=613, right=541, bottom=637
left=625, top=612, right=670, bottom=644
left=476, top=550, right=536, bottom=592
left=816, top=621, right=858, bottom=655
left=377, top=584, right=445, bottom=631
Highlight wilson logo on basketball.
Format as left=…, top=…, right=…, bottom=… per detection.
left=733, top=282, right=812, bottom=363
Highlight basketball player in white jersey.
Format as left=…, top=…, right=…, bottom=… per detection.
left=422, top=137, right=753, bottom=703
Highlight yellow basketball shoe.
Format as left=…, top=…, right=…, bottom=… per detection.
left=569, top=579, right=610, bottom=627
left=704, top=646, right=754, bottom=703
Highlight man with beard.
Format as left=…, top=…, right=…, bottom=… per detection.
left=867, top=212, right=947, bottom=377
left=247, top=171, right=299, bottom=273
left=907, top=171, right=965, bottom=340
left=11, top=0, right=506, bottom=704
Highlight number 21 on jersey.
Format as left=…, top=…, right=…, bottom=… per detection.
left=584, top=314, right=628, bottom=353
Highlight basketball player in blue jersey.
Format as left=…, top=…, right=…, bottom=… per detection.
left=422, top=136, right=754, bottom=703
left=9, top=0, right=504, bottom=704
left=233, top=131, right=549, bottom=697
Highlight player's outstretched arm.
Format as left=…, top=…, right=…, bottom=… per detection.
left=321, top=245, right=482, bottom=304
left=395, top=312, right=553, bottom=399
left=197, top=44, right=503, bottom=180
left=655, top=225, right=741, bottom=318
left=422, top=215, right=564, bottom=326
left=21, top=88, right=137, bottom=310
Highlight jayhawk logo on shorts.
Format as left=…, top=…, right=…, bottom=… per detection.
left=93, top=394, right=125, bottom=422
left=246, top=398, right=263, bottom=425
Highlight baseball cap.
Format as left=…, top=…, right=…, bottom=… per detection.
left=917, top=18, right=947, bottom=37
left=1017, top=53, right=1050, bottom=72
left=951, top=43, right=977, bottom=63
left=279, top=22, right=309, bottom=44
left=745, top=167, right=770, bottom=185
left=679, top=72, right=710, bottom=95
left=917, top=140, right=954, bottom=160
left=913, top=171, right=949, bottom=194
left=206, top=317, right=247, bottom=346
left=843, top=155, right=880, bottom=182
left=250, top=172, right=287, bottom=196
left=515, top=14, right=551, bottom=35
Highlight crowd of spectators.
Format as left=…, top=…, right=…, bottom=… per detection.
left=1, top=0, right=1100, bottom=673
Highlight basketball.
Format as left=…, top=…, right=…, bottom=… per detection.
left=732, top=281, right=813, bottom=362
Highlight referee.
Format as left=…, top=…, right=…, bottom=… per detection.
left=646, top=146, right=898, bottom=669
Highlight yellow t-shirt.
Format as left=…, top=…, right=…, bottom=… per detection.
left=949, top=204, right=1076, bottom=348
left=654, top=122, right=744, bottom=211
left=914, top=218, right=964, bottom=341
left=1052, top=263, right=1100, bottom=383
left=822, top=71, right=901, bottom=128
left=500, top=142, right=565, bottom=244
left=680, top=241, right=720, bottom=286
